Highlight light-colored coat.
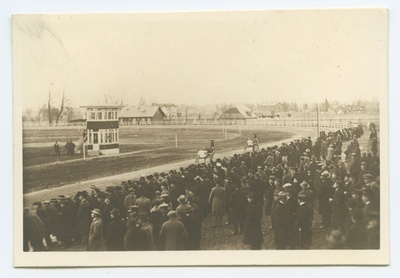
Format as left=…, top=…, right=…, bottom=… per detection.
left=159, top=219, right=188, bottom=250
left=209, top=185, right=226, bottom=217
left=87, top=217, right=105, bottom=251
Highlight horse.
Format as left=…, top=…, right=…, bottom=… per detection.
left=244, top=135, right=259, bottom=153
left=196, top=140, right=215, bottom=164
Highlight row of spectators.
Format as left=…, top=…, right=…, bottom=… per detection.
left=24, top=124, right=380, bottom=251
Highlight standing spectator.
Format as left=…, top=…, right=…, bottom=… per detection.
left=106, top=208, right=126, bottom=251
left=272, top=191, right=291, bottom=250
left=228, top=185, right=247, bottom=235
left=295, top=194, right=313, bottom=249
left=69, top=140, right=76, bottom=156
left=243, top=193, right=263, bottom=250
left=124, top=188, right=137, bottom=212
left=43, top=200, right=60, bottom=243
left=87, top=209, right=105, bottom=251
left=135, top=191, right=152, bottom=216
left=65, top=141, right=70, bottom=156
left=158, top=211, right=188, bottom=250
left=54, top=141, right=60, bottom=156
left=208, top=180, right=227, bottom=227
left=317, top=171, right=334, bottom=229
left=176, top=195, right=192, bottom=222
left=33, top=201, right=52, bottom=248
left=331, top=179, right=348, bottom=231
left=76, top=191, right=91, bottom=244
left=23, top=208, right=46, bottom=251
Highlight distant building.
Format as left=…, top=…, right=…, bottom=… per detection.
left=119, top=106, right=166, bottom=125
left=258, top=102, right=283, bottom=117
left=158, top=104, right=178, bottom=119
left=219, top=104, right=258, bottom=120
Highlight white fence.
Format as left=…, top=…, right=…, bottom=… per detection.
left=23, top=117, right=378, bottom=129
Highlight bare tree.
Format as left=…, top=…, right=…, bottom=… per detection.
left=47, top=90, right=53, bottom=126
left=55, top=90, right=68, bottom=126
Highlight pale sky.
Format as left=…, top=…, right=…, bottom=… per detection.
left=12, top=10, right=387, bottom=110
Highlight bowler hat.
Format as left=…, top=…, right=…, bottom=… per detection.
left=167, top=210, right=177, bottom=218
left=91, top=208, right=102, bottom=216
left=177, top=195, right=187, bottom=203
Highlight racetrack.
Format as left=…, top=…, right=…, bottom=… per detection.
left=22, top=126, right=316, bottom=205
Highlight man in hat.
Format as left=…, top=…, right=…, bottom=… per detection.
left=228, top=184, right=247, bottom=235
left=272, top=191, right=291, bottom=250
left=317, top=171, right=334, bottom=229
left=23, top=207, right=46, bottom=251
left=362, top=188, right=379, bottom=223
left=87, top=208, right=105, bottom=251
left=44, top=199, right=60, bottom=243
left=331, top=178, right=347, bottom=231
left=137, top=213, right=154, bottom=250
left=243, top=192, right=263, bottom=250
left=58, top=195, right=75, bottom=247
left=33, top=201, right=53, bottom=248
left=363, top=174, right=380, bottom=206
left=209, top=180, right=227, bottom=227
left=176, top=195, right=192, bottom=222
left=106, top=208, right=126, bottom=251
left=295, top=193, right=313, bottom=249
left=135, top=190, right=152, bottom=216
left=124, top=188, right=137, bottom=212
left=239, top=161, right=248, bottom=178
left=72, top=192, right=89, bottom=245
left=283, top=183, right=298, bottom=249
left=158, top=211, right=188, bottom=250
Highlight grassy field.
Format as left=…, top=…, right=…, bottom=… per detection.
left=23, top=127, right=294, bottom=193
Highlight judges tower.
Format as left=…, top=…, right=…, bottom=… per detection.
left=81, top=105, right=123, bottom=155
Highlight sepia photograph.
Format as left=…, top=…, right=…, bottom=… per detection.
left=12, top=8, right=389, bottom=266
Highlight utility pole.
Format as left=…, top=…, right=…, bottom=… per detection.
left=317, top=106, right=320, bottom=137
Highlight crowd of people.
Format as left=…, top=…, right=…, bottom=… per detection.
left=24, top=123, right=380, bottom=251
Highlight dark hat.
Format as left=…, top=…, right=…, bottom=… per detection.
left=50, top=198, right=58, bottom=202
left=91, top=208, right=102, bottom=216
left=167, top=210, right=177, bottom=218
left=32, top=201, right=42, bottom=206
left=58, top=195, right=65, bottom=200
left=300, top=181, right=309, bottom=188
left=106, top=186, right=114, bottom=192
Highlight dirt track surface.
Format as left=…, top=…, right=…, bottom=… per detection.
left=23, top=127, right=315, bottom=205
